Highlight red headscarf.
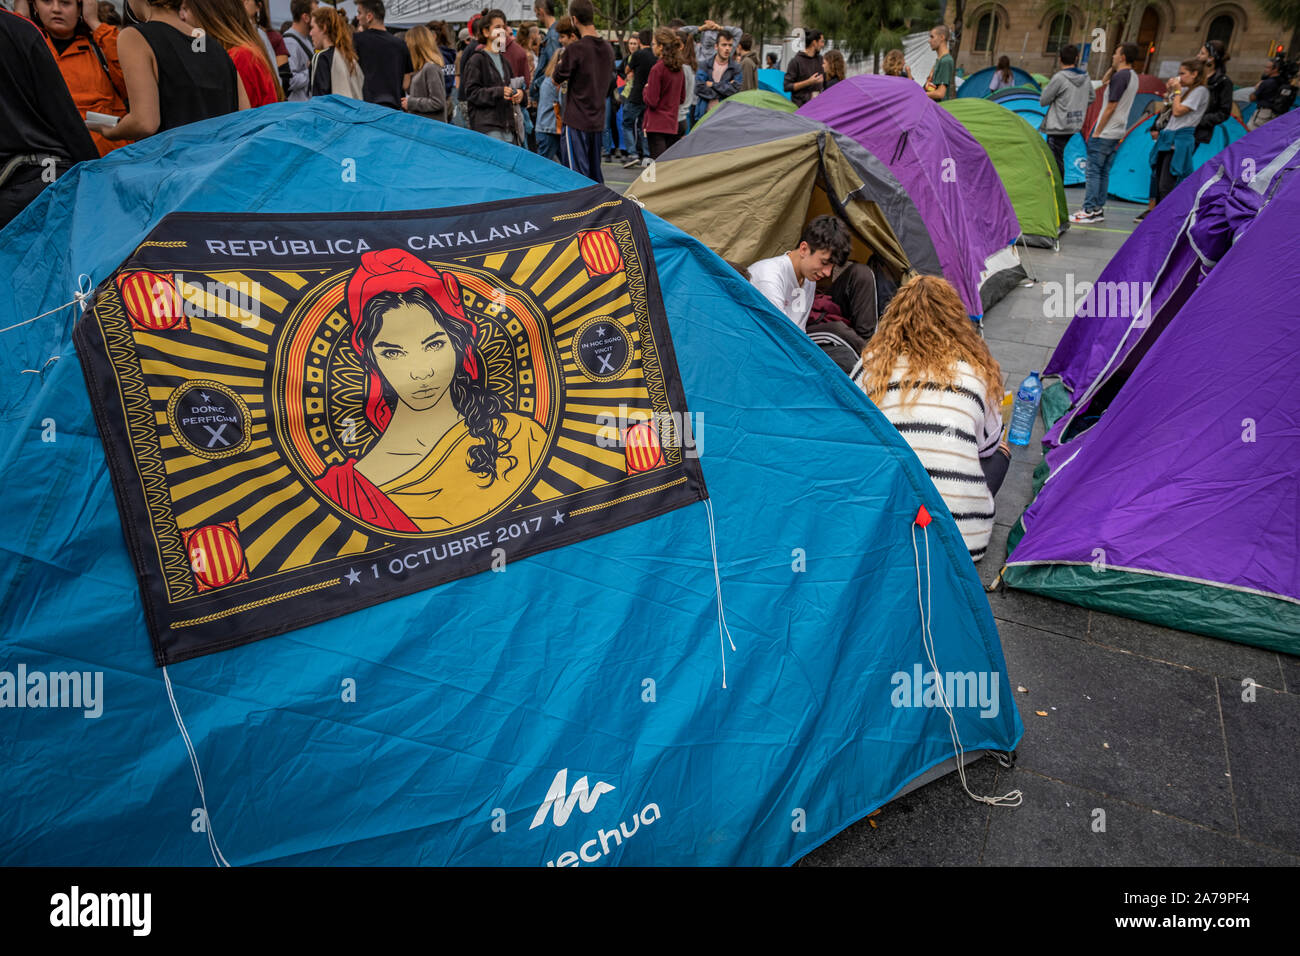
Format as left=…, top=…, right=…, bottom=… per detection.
left=345, top=248, right=479, bottom=432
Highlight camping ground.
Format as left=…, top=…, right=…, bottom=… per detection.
left=793, top=187, right=1299, bottom=867
left=603, top=158, right=1300, bottom=865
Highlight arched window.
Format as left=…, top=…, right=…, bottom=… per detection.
left=1045, top=14, right=1073, bottom=54
left=974, top=11, right=999, bottom=53
left=1206, top=13, right=1234, bottom=50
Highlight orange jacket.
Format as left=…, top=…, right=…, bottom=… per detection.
left=44, top=23, right=131, bottom=156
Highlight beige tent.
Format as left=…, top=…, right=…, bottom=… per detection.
left=624, top=103, right=943, bottom=282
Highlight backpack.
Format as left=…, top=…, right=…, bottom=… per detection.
left=1274, top=84, right=1296, bottom=116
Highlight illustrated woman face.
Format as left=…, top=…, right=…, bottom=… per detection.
left=371, top=304, right=459, bottom=411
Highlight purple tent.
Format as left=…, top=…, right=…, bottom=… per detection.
left=1043, top=111, right=1300, bottom=451
left=1004, top=114, right=1300, bottom=653
left=800, top=75, right=1024, bottom=319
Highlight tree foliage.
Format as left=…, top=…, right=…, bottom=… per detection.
left=801, top=0, right=939, bottom=59
left=1258, top=0, right=1300, bottom=36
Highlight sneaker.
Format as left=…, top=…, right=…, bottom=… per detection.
left=1069, top=209, right=1103, bottom=224
left=640, top=157, right=653, bottom=167
left=1134, top=208, right=1150, bottom=222
left=622, top=158, right=642, bottom=169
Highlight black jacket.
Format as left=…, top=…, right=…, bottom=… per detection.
left=461, top=45, right=517, bottom=135
left=0, top=10, right=97, bottom=166
left=1195, top=69, right=1233, bottom=144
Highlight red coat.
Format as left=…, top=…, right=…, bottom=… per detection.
left=230, top=44, right=278, bottom=107
left=642, top=60, right=685, bottom=134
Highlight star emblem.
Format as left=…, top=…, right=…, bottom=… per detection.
left=345, top=567, right=361, bottom=585
left=200, top=392, right=211, bottom=402
left=552, top=510, right=565, bottom=525
left=596, top=326, right=606, bottom=337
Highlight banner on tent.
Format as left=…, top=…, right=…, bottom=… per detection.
left=74, top=187, right=706, bottom=666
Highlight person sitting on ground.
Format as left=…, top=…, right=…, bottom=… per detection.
left=989, top=54, right=1014, bottom=91
left=858, top=274, right=1010, bottom=562
left=694, top=29, right=740, bottom=116
left=747, top=215, right=849, bottom=332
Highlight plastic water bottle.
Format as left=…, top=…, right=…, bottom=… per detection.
left=1008, top=371, right=1043, bottom=446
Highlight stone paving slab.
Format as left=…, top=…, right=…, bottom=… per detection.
left=982, top=769, right=1299, bottom=867
left=998, top=621, right=1237, bottom=833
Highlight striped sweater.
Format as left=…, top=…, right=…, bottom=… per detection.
left=861, top=359, right=1002, bottom=560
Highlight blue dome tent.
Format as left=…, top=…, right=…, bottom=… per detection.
left=1104, top=115, right=1249, bottom=202
left=757, top=67, right=792, bottom=99
left=958, top=66, right=1039, bottom=98
left=0, top=98, right=1021, bottom=865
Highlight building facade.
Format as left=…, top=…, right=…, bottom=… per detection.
left=950, top=1, right=1293, bottom=80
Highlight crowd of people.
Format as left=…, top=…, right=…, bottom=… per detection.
left=3, top=1, right=1296, bottom=562
left=1053, top=37, right=1294, bottom=224
left=2, top=0, right=825, bottom=203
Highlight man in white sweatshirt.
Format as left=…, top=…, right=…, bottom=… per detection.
left=748, top=216, right=850, bottom=331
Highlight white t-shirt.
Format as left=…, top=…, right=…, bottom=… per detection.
left=748, top=254, right=814, bottom=331
left=1167, top=85, right=1209, bottom=131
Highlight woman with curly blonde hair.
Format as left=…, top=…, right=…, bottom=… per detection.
left=858, top=275, right=1010, bottom=561
left=882, top=48, right=910, bottom=78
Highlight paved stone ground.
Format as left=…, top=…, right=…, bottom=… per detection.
left=795, top=187, right=1300, bottom=866
left=605, top=161, right=1300, bottom=865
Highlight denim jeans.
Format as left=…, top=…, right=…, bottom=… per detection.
left=603, top=99, right=621, bottom=154
left=1083, top=136, right=1120, bottom=213
left=621, top=101, right=646, bottom=159
left=537, top=131, right=561, bottom=161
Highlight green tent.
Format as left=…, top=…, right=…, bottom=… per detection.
left=941, top=97, right=1067, bottom=248
left=694, top=89, right=797, bottom=127
left=1030, top=72, right=1050, bottom=87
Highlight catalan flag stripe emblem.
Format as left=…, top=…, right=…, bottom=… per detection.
left=578, top=229, right=623, bottom=276
left=117, top=270, right=185, bottom=330
left=183, top=521, right=248, bottom=591
left=625, top=422, right=663, bottom=473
